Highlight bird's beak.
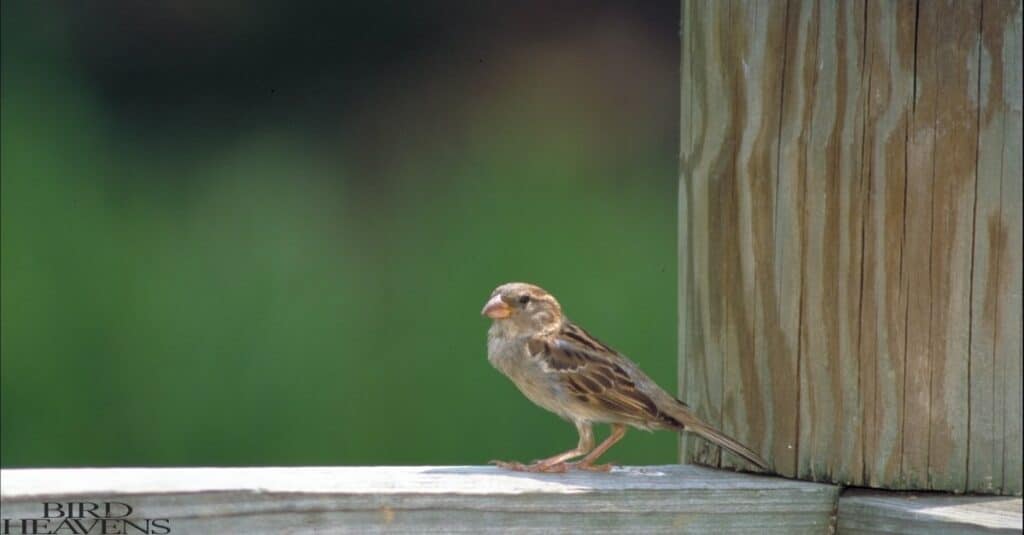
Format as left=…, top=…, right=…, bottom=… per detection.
left=481, top=295, right=512, bottom=319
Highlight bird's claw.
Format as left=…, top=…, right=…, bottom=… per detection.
left=489, top=460, right=527, bottom=471
left=489, top=460, right=570, bottom=473
left=569, top=461, right=615, bottom=472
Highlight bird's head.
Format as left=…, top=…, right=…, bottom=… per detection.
left=481, top=282, right=563, bottom=336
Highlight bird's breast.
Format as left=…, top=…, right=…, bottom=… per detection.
left=487, top=332, right=575, bottom=419
left=486, top=332, right=525, bottom=375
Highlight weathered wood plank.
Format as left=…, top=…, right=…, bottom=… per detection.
left=833, top=0, right=869, bottom=486
left=773, top=0, right=807, bottom=480
left=837, top=488, right=1023, bottom=534
left=721, top=0, right=793, bottom=475
left=677, top=0, right=694, bottom=470
left=994, top=0, right=1023, bottom=498
left=901, top=0, right=940, bottom=491
left=796, top=0, right=868, bottom=484
left=679, top=0, right=799, bottom=476
left=133, top=511, right=830, bottom=535
left=797, top=0, right=838, bottom=483
left=969, top=0, right=1024, bottom=496
left=717, top=0, right=753, bottom=473
left=680, top=0, right=700, bottom=464
left=926, top=0, right=982, bottom=493
left=0, top=466, right=840, bottom=534
left=680, top=0, right=727, bottom=469
left=723, top=0, right=766, bottom=476
left=756, top=0, right=800, bottom=480
left=858, top=0, right=915, bottom=490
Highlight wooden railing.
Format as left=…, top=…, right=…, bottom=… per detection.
left=2, top=465, right=836, bottom=534
left=3, top=465, right=1021, bottom=534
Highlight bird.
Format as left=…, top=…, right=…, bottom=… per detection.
left=482, top=282, right=769, bottom=473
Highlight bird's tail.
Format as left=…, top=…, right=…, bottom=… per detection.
left=663, top=401, right=770, bottom=471
left=684, top=418, right=770, bottom=471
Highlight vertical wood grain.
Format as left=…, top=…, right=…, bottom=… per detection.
left=795, top=0, right=869, bottom=483
left=680, top=0, right=798, bottom=476
left=758, top=0, right=800, bottom=478
left=1002, top=0, right=1023, bottom=495
left=680, top=0, right=726, bottom=468
left=858, top=0, right=915, bottom=489
left=926, top=0, right=981, bottom=492
left=835, top=0, right=869, bottom=485
left=901, top=0, right=938, bottom=489
left=968, top=0, right=1022, bottom=495
left=679, top=0, right=1021, bottom=495
left=721, top=0, right=791, bottom=473
left=773, top=0, right=806, bottom=479
left=678, top=0, right=694, bottom=468
left=718, top=0, right=756, bottom=472
left=993, top=0, right=1022, bottom=496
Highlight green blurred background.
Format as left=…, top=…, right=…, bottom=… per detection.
left=1, top=1, right=679, bottom=467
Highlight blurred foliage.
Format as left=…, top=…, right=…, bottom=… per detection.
left=1, top=1, right=678, bottom=467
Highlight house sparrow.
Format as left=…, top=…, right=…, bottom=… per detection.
left=482, top=282, right=769, bottom=473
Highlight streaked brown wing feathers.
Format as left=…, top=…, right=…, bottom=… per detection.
left=530, top=324, right=676, bottom=426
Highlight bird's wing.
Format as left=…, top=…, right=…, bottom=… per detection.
left=530, top=322, right=769, bottom=469
left=527, top=322, right=680, bottom=427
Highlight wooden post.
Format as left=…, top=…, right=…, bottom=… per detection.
left=679, top=0, right=1022, bottom=495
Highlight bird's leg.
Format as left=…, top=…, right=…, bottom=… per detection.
left=491, top=421, right=594, bottom=473
left=571, top=424, right=627, bottom=472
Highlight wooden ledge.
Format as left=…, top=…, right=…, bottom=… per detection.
left=1, top=465, right=838, bottom=534
left=837, top=488, right=1023, bottom=534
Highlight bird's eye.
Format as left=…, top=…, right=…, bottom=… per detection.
left=518, top=295, right=531, bottom=305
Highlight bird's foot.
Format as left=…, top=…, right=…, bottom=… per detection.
left=570, top=461, right=615, bottom=472
left=489, top=460, right=570, bottom=473
left=489, top=460, right=528, bottom=471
